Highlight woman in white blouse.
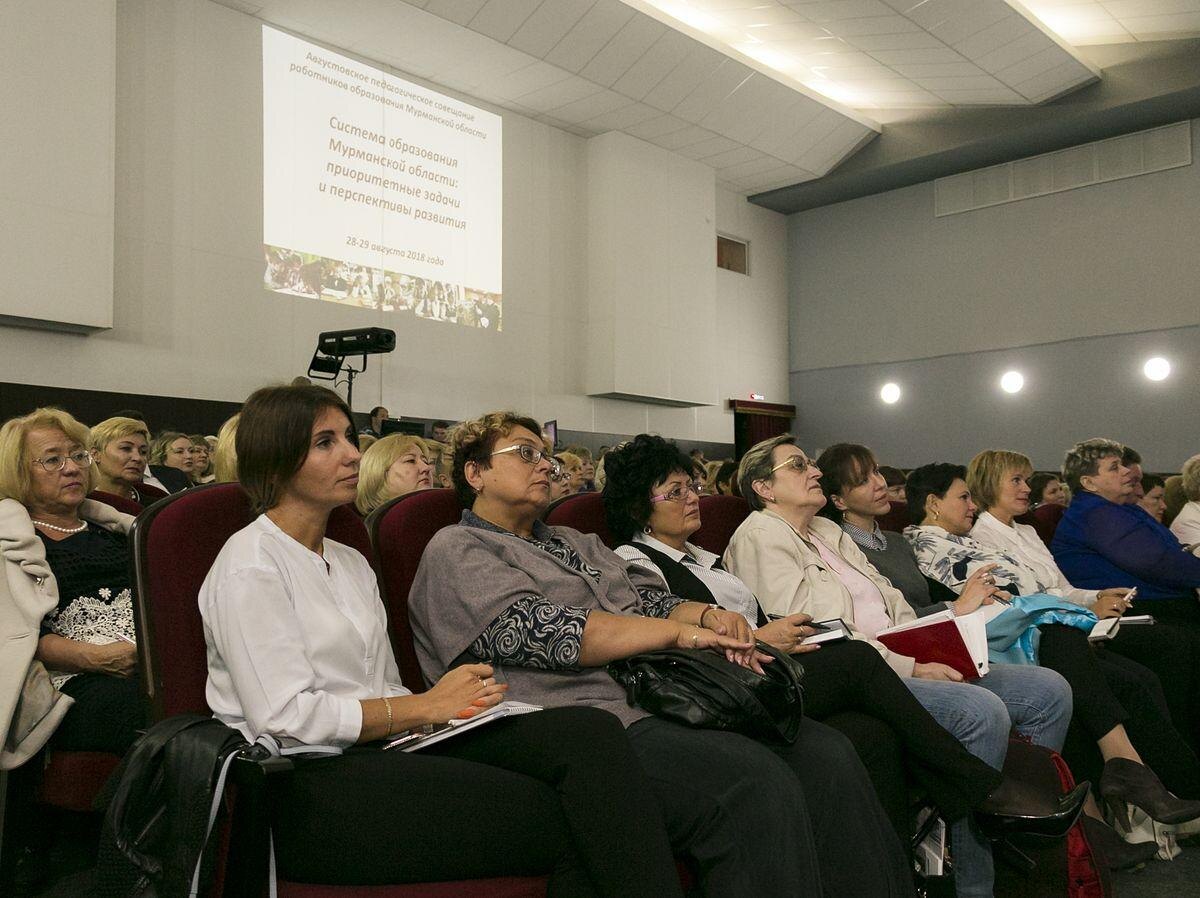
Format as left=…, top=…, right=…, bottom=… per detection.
left=1170, top=454, right=1200, bottom=551
left=198, top=384, right=683, bottom=895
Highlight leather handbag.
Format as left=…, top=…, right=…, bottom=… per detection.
left=607, top=642, right=805, bottom=743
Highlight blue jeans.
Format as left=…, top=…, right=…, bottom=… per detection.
left=907, top=664, right=1072, bottom=898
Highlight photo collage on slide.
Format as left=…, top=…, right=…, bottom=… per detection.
left=263, top=244, right=502, bottom=332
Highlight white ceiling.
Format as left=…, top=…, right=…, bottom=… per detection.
left=217, top=0, right=1200, bottom=196
left=626, top=0, right=1099, bottom=108
left=1022, top=0, right=1200, bottom=45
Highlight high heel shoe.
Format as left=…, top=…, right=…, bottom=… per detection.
left=1099, top=758, right=1200, bottom=827
left=1080, top=815, right=1158, bottom=870
left=976, top=777, right=1090, bottom=839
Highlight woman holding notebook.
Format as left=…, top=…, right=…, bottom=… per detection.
left=904, top=460, right=1200, bottom=863
left=198, top=385, right=684, bottom=895
left=723, top=434, right=1078, bottom=898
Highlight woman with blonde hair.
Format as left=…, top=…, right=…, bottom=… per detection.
left=1170, top=454, right=1200, bottom=549
left=355, top=434, right=434, bottom=515
left=148, top=431, right=194, bottom=493
left=556, top=451, right=585, bottom=495
left=0, top=408, right=144, bottom=759
left=190, top=434, right=214, bottom=484
left=211, top=414, right=240, bottom=483
left=88, top=416, right=164, bottom=505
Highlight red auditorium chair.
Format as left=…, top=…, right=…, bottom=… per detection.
left=1016, top=503, right=1067, bottom=548
left=137, top=482, right=170, bottom=504
left=87, top=489, right=143, bottom=516
left=543, top=493, right=614, bottom=547
left=877, top=501, right=912, bottom=535
left=368, top=488, right=464, bottom=691
left=691, top=495, right=750, bottom=556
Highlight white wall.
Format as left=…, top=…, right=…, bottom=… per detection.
left=0, top=0, right=790, bottom=445
left=0, top=1, right=115, bottom=330
left=786, top=119, right=1200, bottom=468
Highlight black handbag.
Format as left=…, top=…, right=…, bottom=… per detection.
left=607, top=642, right=805, bottom=743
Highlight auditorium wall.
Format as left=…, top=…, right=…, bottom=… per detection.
left=0, top=0, right=789, bottom=446
left=787, top=118, right=1200, bottom=469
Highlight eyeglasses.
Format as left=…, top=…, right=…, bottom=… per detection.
left=651, top=480, right=704, bottom=503
left=33, top=450, right=93, bottom=472
left=768, top=454, right=812, bottom=476
left=491, top=443, right=565, bottom=481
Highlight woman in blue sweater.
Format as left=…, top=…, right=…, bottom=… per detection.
left=1052, top=438, right=1200, bottom=629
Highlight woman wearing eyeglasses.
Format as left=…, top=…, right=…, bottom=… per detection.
left=410, top=412, right=917, bottom=898
left=723, top=435, right=1078, bottom=898
left=0, top=408, right=145, bottom=762
left=355, top=434, right=436, bottom=516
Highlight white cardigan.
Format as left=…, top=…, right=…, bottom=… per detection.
left=0, top=498, right=133, bottom=769
left=1170, top=501, right=1200, bottom=552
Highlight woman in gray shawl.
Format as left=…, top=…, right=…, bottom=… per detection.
left=410, top=411, right=915, bottom=898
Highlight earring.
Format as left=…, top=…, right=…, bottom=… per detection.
left=932, top=509, right=939, bottom=521
left=643, top=525, right=652, bottom=535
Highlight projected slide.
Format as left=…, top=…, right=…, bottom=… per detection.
left=262, top=27, right=503, bottom=331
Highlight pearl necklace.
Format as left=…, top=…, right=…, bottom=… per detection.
left=32, top=519, right=88, bottom=534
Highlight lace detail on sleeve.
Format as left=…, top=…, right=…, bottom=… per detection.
left=469, top=597, right=589, bottom=670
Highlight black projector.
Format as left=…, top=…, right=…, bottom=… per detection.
left=317, top=327, right=396, bottom=357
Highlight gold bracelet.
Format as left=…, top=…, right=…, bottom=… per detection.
left=383, top=696, right=394, bottom=737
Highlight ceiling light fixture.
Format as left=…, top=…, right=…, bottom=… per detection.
left=1000, top=371, right=1025, bottom=394
left=880, top=382, right=901, bottom=404
left=1143, top=357, right=1171, bottom=381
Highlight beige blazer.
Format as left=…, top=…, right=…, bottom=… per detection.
left=723, top=509, right=918, bottom=677
left=1, top=498, right=133, bottom=769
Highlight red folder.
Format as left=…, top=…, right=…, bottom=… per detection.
left=877, top=616, right=982, bottom=681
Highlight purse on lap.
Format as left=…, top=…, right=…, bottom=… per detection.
left=607, top=642, right=805, bottom=743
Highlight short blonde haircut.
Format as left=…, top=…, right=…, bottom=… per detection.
left=358, top=433, right=378, bottom=453
left=1062, top=438, right=1124, bottom=495
left=356, top=434, right=431, bottom=515
left=1181, top=454, right=1200, bottom=503
left=89, top=417, right=151, bottom=454
left=450, top=411, right=546, bottom=508
left=967, top=449, right=1033, bottom=511
left=557, top=451, right=583, bottom=475
left=212, top=414, right=240, bottom=483
left=737, top=434, right=799, bottom=512
left=0, top=407, right=93, bottom=504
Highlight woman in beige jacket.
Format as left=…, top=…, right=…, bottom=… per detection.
left=724, top=434, right=1076, bottom=898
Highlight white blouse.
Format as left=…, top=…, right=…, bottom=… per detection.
left=615, top=534, right=760, bottom=628
left=199, top=514, right=410, bottom=747
left=1170, top=501, right=1200, bottom=552
left=969, top=511, right=1098, bottom=608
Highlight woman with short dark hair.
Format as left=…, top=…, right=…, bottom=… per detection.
left=200, top=386, right=683, bottom=893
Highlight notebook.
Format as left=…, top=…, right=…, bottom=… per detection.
left=383, top=701, right=542, bottom=752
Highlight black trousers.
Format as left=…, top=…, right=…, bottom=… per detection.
left=52, top=673, right=145, bottom=754
left=627, top=714, right=915, bottom=898
left=270, top=706, right=681, bottom=897
left=1038, top=624, right=1200, bottom=798
left=1107, top=617, right=1200, bottom=754
left=801, top=640, right=1000, bottom=825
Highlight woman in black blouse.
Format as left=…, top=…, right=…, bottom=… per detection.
left=0, top=408, right=144, bottom=754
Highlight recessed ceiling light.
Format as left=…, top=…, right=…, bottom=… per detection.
left=1143, top=357, right=1171, bottom=381
left=1000, top=371, right=1024, bottom=394
left=880, top=382, right=901, bottom=404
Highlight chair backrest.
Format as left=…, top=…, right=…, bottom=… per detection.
left=1022, top=502, right=1067, bottom=547
left=88, top=489, right=143, bottom=516
left=691, top=495, right=750, bottom=556
left=877, top=500, right=911, bottom=535
left=544, top=492, right=613, bottom=547
left=131, top=482, right=371, bottom=721
left=369, top=488, right=463, bottom=693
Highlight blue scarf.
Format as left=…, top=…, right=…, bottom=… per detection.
left=985, top=594, right=1099, bottom=665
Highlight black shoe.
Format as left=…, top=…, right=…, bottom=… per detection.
left=976, top=778, right=1090, bottom=839
left=1081, top=815, right=1158, bottom=870
left=1099, top=758, right=1200, bottom=827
